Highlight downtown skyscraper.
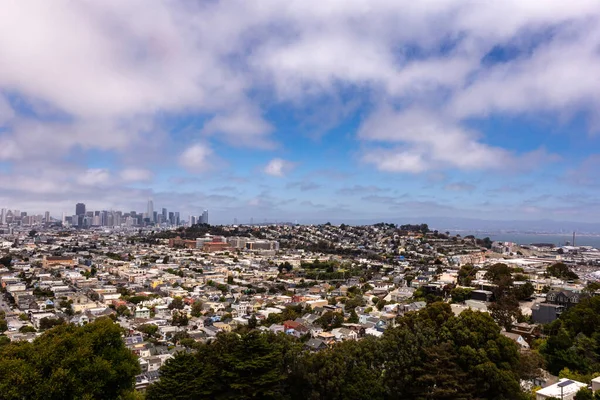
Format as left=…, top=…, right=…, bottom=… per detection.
left=146, top=198, right=154, bottom=222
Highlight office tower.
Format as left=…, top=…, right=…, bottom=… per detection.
left=147, top=198, right=154, bottom=221
left=200, top=210, right=209, bottom=225
left=44, top=211, right=50, bottom=223
left=75, top=203, right=86, bottom=227
left=61, top=212, right=66, bottom=224
left=75, top=203, right=86, bottom=216
left=162, top=208, right=167, bottom=222
left=114, top=212, right=122, bottom=226
left=0, top=209, right=5, bottom=224
left=174, top=212, right=180, bottom=226
left=21, top=212, right=27, bottom=217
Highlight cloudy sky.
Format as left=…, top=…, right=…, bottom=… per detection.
left=1, top=1, right=600, bottom=224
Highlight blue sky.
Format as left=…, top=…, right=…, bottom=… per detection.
left=1, top=1, right=600, bottom=225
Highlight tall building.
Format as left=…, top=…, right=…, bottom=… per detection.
left=162, top=208, right=167, bottom=223
left=174, top=212, right=180, bottom=226
left=0, top=208, right=5, bottom=224
left=75, top=203, right=86, bottom=216
left=200, top=210, right=209, bottom=225
left=75, top=203, right=86, bottom=227
left=147, top=198, right=154, bottom=222
left=44, top=211, right=50, bottom=223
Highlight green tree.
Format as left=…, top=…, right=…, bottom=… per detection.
left=450, top=287, right=472, bottom=303
left=171, top=310, right=188, bottom=326
left=0, top=255, right=12, bottom=268
left=575, top=388, right=594, bottom=400
left=513, top=282, right=535, bottom=300
left=583, top=281, right=600, bottom=294
left=347, top=309, right=359, bottom=323
left=484, top=263, right=513, bottom=284
left=489, top=295, right=521, bottom=330
left=316, top=312, right=344, bottom=330
left=0, top=317, right=140, bottom=399
left=248, top=315, right=258, bottom=329
left=546, top=262, right=579, bottom=280
left=116, top=305, right=131, bottom=317
left=539, top=296, right=600, bottom=375
left=190, top=300, right=203, bottom=317
left=38, top=317, right=65, bottom=331
left=148, top=302, right=528, bottom=400
left=138, top=324, right=158, bottom=337
left=168, top=296, right=185, bottom=310
left=457, top=264, right=476, bottom=286
left=147, top=331, right=299, bottom=400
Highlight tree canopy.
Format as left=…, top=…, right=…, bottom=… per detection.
left=0, top=317, right=140, bottom=400
left=546, top=262, right=579, bottom=280
left=149, top=303, right=528, bottom=400
left=540, top=296, right=600, bottom=377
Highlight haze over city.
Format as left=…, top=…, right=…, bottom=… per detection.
left=1, top=1, right=600, bottom=226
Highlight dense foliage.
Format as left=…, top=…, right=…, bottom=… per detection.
left=148, top=303, right=527, bottom=400
left=0, top=318, right=140, bottom=400
left=546, top=262, right=579, bottom=280
left=540, top=296, right=600, bottom=377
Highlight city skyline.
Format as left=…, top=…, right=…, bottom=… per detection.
left=0, top=201, right=211, bottom=228
left=2, top=2, right=600, bottom=224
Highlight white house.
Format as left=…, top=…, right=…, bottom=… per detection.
left=536, top=378, right=587, bottom=400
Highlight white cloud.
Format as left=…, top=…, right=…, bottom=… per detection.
left=0, top=95, right=14, bottom=126
left=179, top=143, right=213, bottom=172
left=263, top=158, right=294, bottom=177
left=76, top=169, right=111, bottom=186
left=1, top=1, right=600, bottom=214
left=359, top=107, right=514, bottom=172
left=120, top=168, right=153, bottom=182
left=201, top=106, right=274, bottom=148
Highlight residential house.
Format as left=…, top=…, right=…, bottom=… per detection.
left=70, top=314, right=90, bottom=326
left=331, top=327, right=358, bottom=341
left=592, top=376, right=600, bottom=392
left=532, top=303, right=564, bottom=324
left=304, top=338, right=328, bottom=352
left=535, top=378, right=586, bottom=400
left=135, top=307, right=150, bottom=319
left=546, top=289, right=586, bottom=309
left=501, top=331, right=530, bottom=349
left=213, top=321, right=232, bottom=332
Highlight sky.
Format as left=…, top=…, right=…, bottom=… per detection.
left=1, top=1, right=600, bottom=225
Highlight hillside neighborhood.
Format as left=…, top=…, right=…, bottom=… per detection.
left=1, top=222, right=600, bottom=396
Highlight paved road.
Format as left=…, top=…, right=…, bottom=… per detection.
left=0, top=295, right=16, bottom=316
